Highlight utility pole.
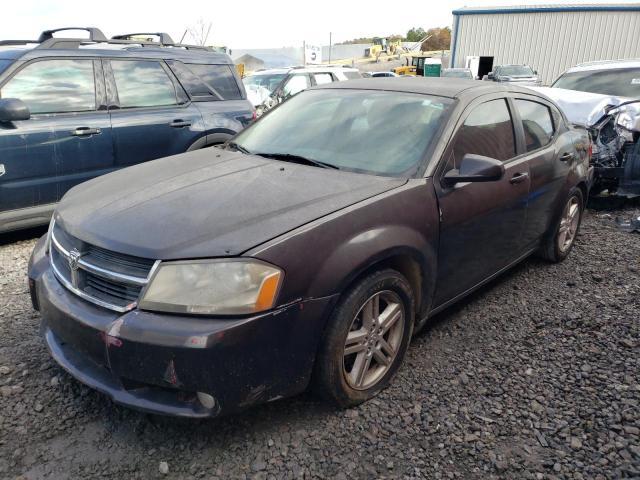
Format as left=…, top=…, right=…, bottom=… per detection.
left=302, top=40, right=306, bottom=66
left=329, top=32, right=332, bottom=64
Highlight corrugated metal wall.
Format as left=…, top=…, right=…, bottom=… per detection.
left=451, top=10, right=640, bottom=84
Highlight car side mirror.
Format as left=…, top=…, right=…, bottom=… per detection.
left=534, top=70, right=538, bottom=75
left=443, top=154, right=505, bottom=186
left=0, top=98, right=30, bottom=122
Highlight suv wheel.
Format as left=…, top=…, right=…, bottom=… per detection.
left=539, top=188, right=584, bottom=262
left=313, top=269, right=414, bottom=407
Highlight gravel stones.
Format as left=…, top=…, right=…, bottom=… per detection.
left=0, top=204, right=639, bottom=479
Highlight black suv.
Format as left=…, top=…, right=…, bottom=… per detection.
left=0, top=28, right=253, bottom=233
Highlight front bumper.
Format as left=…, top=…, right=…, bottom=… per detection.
left=28, top=236, right=336, bottom=417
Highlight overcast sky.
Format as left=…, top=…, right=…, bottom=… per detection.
left=3, top=0, right=638, bottom=49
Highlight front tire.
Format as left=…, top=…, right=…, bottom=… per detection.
left=313, top=269, right=414, bottom=408
left=539, top=188, right=584, bottom=262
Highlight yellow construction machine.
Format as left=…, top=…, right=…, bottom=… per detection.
left=365, top=37, right=402, bottom=58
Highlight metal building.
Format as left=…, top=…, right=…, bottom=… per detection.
left=450, top=4, right=640, bottom=84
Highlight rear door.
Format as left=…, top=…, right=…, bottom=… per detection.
left=433, top=96, right=531, bottom=306
left=0, top=58, right=113, bottom=213
left=511, top=96, right=575, bottom=247
left=105, top=59, right=203, bottom=168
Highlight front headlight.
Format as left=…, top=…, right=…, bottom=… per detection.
left=138, top=259, right=283, bottom=316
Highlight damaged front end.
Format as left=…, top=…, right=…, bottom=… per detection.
left=533, top=87, right=640, bottom=197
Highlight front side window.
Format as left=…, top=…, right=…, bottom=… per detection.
left=185, top=64, right=242, bottom=100
left=313, top=73, right=333, bottom=85
left=1, top=59, right=95, bottom=114
left=111, top=60, right=177, bottom=108
left=233, top=89, right=453, bottom=176
left=283, top=75, right=310, bottom=97
left=242, top=73, right=287, bottom=94
left=449, top=99, right=515, bottom=169
left=552, top=67, right=640, bottom=98
left=514, top=99, right=554, bottom=151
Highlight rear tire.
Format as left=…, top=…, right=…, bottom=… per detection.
left=538, top=188, right=584, bottom=263
left=313, top=269, right=414, bottom=408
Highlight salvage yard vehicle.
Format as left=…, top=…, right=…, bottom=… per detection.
left=0, top=28, right=253, bottom=233
left=441, top=68, right=474, bottom=79
left=536, top=59, right=640, bottom=196
left=485, top=64, right=541, bottom=86
left=28, top=78, right=591, bottom=418
left=243, top=65, right=361, bottom=116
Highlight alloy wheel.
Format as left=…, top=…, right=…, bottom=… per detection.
left=557, top=196, right=580, bottom=253
left=342, top=290, right=405, bottom=390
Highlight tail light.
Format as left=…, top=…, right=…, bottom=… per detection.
left=587, top=141, right=593, bottom=160
left=252, top=109, right=257, bottom=121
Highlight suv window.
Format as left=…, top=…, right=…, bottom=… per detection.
left=313, top=73, right=333, bottom=85
left=185, top=64, right=242, bottom=100
left=514, top=99, right=554, bottom=151
left=0, top=60, right=12, bottom=75
left=552, top=67, right=640, bottom=97
left=111, top=60, right=177, bottom=108
left=1, top=59, right=95, bottom=114
left=283, top=75, right=310, bottom=97
left=449, top=99, right=516, bottom=169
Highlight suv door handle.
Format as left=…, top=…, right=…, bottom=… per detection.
left=509, top=172, right=529, bottom=184
left=170, top=119, right=192, bottom=128
left=70, top=127, right=101, bottom=137
left=559, top=152, right=575, bottom=162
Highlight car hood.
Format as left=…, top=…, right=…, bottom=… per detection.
left=532, top=86, right=640, bottom=127
left=56, top=149, right=406, bottom=260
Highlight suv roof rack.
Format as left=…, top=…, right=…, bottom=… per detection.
left=0, top=28, right=212, bottom=52
left=111, top=32, right=175, bottom=45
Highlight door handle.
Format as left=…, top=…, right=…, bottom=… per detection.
left=70, top=127, right=101, bottom=137
left=170, top=119, right=192, bottom=128
left=559, top=152, right=575, bottom=162
left=509, top=172, right=529, bottom=184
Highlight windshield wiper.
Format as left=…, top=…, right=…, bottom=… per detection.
left=226, top=141, right=251, bottom=155
left=253, top=152, right=340, bottom=170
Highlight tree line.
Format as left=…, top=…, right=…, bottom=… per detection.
left=338, top=27, right=451, bottom=51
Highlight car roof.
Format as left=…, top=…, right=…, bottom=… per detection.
left=249, top=65, right=359, bottom=75
left=0, top=45, right=233, bottom=65
left=566, top=58, right=640, bottom=73
left=315, top=77, right=544, bottom=99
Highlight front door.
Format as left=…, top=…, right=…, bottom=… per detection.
left=0, top=58, right=113, bottom=215
left=433, top=97, right=531, bottom=306
left=105, top=59, right=203, bottom=168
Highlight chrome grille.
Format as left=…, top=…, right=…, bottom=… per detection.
left=49, top=222, right=157, bottom=312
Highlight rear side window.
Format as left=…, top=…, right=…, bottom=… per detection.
left=450, top=99, right=516, bottom=168
left=514, top=99, right=554, bottom=151
left=186, top=64, right=242, bottom=100
left=343, top=71, right=361, bottom=80
left=283, top=74, right=310, bottom=97
left=313, top=73, right=333, bottom=85
left=111, top=60, right=177, bottom=108
left=1, top=59, right=95, bottom=114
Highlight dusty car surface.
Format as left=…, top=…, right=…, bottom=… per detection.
left=28, top=78, right=591, bottom=417
left=534, top=60, right=640, bottom=196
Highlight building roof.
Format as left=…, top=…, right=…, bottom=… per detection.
left=452, top=3, right=640, bottom=15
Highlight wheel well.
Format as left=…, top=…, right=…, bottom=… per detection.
left=576, top=181, right=588, bottom=201
left=344, top=255, right=423, bottom=316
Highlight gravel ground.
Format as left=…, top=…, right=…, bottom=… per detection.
left=0, top=205, right=638, bottom=480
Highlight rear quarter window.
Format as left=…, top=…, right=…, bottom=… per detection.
left=343, top=71, right=362, bottom=80
left=186, top=64, right=243, bottom=100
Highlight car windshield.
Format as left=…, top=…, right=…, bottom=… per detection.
left=442, top=70, right=471, bottom=78
left=552, top=68, right=640, bottom=98
left=498, top=66, right=534, bottom=76
left=232, top=89, right=453, bottom=176
left=0, top=59, right=12, bottom=75
left=243, top=73, right=287, bottom=93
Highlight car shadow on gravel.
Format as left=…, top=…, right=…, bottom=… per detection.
left=0, top=226, right=46, bottom=246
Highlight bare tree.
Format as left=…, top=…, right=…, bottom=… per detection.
left=187, top=19, right=212, bottom=46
